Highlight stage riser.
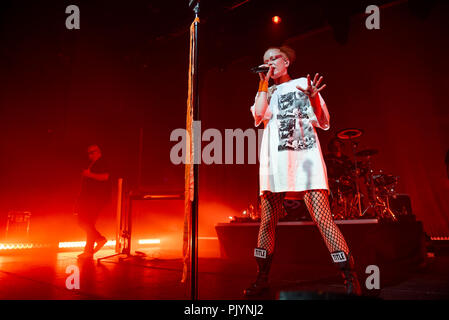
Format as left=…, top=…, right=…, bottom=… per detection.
left=215, top=221, right=426, bottom=270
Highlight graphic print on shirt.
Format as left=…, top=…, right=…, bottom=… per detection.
left=277, top=91, right=316, bottom=151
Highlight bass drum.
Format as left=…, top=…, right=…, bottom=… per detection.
left=282, top=199, right=311, bottom=221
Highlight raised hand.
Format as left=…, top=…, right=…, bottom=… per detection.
left=296, top=73, right=326, bottom=98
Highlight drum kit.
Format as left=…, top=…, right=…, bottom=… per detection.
left=326, top=128, right=399, bottom=221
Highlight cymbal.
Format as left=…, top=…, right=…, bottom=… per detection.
left=356, top=149, right=379, bottom=157
left=336, top=128, right=364, bottom=140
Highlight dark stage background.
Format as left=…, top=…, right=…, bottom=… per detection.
left=0, top=0, right=448, bottom=246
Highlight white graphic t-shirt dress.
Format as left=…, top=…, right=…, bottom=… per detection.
left=251, top=78, right=330, bottom=197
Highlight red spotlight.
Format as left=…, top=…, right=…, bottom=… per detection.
left=272, top=16, right=282, bottom=24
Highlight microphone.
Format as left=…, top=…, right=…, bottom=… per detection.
left=250, top=66, right=270, bottom=74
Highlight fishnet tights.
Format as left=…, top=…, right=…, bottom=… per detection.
left=257, top=190, right=349, bottom=256
left=303, top=190, right=349, bottom=255
left=257, top=192, right=286, bottom=255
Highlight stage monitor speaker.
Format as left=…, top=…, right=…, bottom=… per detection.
left=389, top=194, right=413, bottom=217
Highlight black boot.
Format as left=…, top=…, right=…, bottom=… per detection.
left=331, top=251, right=362, bottom=296
left=243, top=248, right=273, bottom=296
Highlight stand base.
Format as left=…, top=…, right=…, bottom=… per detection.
left=97, top=251, right=147, bottom=265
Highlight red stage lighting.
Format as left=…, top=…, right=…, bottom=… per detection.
left=272, top=16, right=281, bottom=24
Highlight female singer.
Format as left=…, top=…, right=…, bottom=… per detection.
left=245, top=46, right=361, bottom=296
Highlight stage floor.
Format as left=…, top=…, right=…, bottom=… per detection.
left=0, top=246, right=448, bottom=300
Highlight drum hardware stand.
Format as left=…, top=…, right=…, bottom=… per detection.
left=336, top=128, right=365, bottom=219
left=362, top=193, right=397, bottom=221
left=361, top=159, right=397, bottom=221
left=361, top=156, right=377, bottom=217
left=330, top=183, right=347, bottom=219
left=382, top=194, right=397, bottom=220
left=348, top=191, right=363, bottom=218
left=348, top=138, right=363, bottom=217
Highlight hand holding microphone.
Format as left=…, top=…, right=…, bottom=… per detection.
left=250, top=66, right=270, bottom=73
left=252, top=64, right=274, bottom=93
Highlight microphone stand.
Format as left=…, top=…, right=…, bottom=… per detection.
left=188, top=0, right=200, bottom=301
